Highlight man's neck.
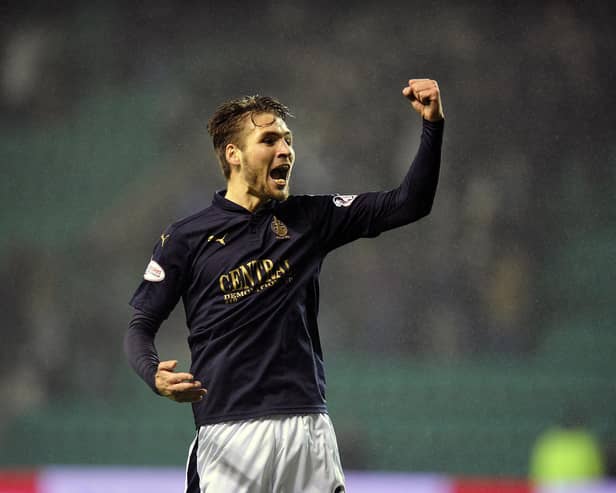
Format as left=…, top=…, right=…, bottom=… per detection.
left=224, top=185, right=268, bottom=213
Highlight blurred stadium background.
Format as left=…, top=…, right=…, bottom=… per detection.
left=1, top=1, right=615, bottom=491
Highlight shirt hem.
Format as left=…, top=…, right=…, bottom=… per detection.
left=194, top=405, right=328, bottom=427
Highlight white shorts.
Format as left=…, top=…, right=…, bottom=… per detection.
left=184, top=413, right=345, bottom=493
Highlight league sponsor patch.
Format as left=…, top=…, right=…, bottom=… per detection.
left=332, top=194, right=357, bottom=207
left=144, top=259, right=165, bottom=282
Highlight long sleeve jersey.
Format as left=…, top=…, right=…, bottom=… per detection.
left=125, top=118, right=444, bottom=427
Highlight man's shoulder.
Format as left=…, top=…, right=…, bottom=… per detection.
left=277, top=194, right=318, bottom=215
left=283, top=193, right=333, bottom=207
left=164, top=205, right=220, bottom=237
left=284, top=193, right=351, bottom=210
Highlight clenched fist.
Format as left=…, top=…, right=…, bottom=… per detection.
left=402, top=79, right=444, bottom=122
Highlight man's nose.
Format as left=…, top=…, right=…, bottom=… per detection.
left=276, top=141, right=293, bottom=159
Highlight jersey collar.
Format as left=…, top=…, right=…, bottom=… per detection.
left=212, top=190, right=278, bottom=215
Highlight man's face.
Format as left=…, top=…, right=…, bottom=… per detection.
left=232, top=112, right=295, bottom=202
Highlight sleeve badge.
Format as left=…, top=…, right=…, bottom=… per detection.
left=144, top=259, right=166, bottom=282
left=332, top=194, right=357, bottom=207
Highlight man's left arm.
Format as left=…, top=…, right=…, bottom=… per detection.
left=371, top=78, right=444, bottom=230
left=308, top=78, right=444, bottom=252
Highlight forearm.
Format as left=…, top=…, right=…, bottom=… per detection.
left=374, top=118, right=444, bottom=230
left=123, top=310, right=162, bottom=394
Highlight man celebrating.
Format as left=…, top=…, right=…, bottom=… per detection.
left=125, top=79, right=444, bottom=492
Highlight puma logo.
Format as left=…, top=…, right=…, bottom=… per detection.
left=208, top=234, right=227, bottom=246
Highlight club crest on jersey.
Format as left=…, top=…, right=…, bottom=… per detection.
left=144, top=259, right=165, bottom=282
left=333, top=194, right=357, bottom=207
left=271, top=216, right=290, bottom=239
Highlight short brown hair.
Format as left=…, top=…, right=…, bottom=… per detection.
left=207, top=95, right=292, bottom=179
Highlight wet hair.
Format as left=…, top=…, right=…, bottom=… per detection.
left=207, top=95, right=292, bottom=179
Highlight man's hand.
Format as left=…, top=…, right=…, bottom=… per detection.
left=402, top=79, right=444, bottom=122
left=155, top=360, right=207, bottom=403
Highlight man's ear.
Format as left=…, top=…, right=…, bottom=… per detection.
left=225, top=143, right=241, bottom=168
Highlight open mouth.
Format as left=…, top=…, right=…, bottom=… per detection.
left=269, top=164, right=291, bottom=187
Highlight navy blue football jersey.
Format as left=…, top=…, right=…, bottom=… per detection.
left=129, top=119, right=443, bottom=426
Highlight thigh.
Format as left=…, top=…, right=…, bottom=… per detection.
left=196, top=419, right=277, bottom=493
left=273, top=414, right=346, bottom=493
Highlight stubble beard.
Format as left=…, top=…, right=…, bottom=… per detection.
left=243, top=164, right=290, bottom=202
